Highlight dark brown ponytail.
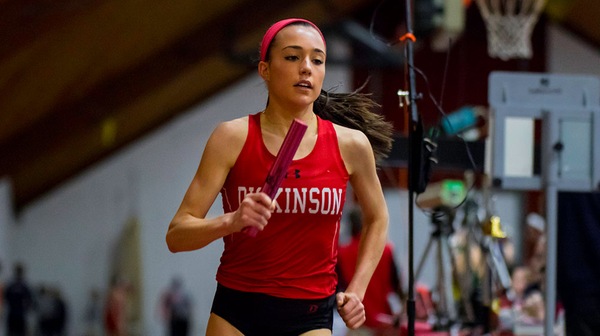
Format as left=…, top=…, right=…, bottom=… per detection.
left=313, top=89, right=394, bottom=163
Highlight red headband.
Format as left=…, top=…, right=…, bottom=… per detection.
left=259, top=18, right=326, bottom=62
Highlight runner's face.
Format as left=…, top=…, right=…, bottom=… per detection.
left=259, top=25, right=326, bottom=109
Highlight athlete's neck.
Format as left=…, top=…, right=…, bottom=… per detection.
left=261, top=109, right=316, bottom=136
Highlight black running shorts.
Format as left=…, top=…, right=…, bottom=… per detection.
left=210, top=283, right=335, bottom=336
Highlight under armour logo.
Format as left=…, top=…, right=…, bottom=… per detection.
left=285, top=169, right=301, bottom=179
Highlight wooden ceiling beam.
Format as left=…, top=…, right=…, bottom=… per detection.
left=0, top=0, right=243, bottom=143
left=10, top=55, right=249, bottom=208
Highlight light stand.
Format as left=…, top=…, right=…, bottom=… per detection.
left=402, top=1, right=423, bottom=335
left=414, top=206, right=458, bottom=330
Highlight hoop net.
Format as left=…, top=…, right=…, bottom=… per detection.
left=475, top=0, right=546, bottom=60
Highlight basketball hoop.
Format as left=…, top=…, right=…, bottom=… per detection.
left=475, top=0, right=546, bottom=60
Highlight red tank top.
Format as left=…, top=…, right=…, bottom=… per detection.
left=217, top=113, right=349, bottom=299
left=338, top=237, right=397, bottom=328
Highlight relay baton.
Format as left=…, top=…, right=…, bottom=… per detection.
left=243, top=118, right=308, bottom=237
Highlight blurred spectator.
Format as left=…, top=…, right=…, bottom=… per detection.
left=337, top=208, right=404, bottom=336
left=523, top=213, right=545, bottom=263
left=103, top=276, right=129, bottom=336
left=159, top=277, right=192, bottom=336
left=35, top=286, right=67, bottom=336
left=508, top=266, right=530, bottom=309
left=35, top=286, right=53, bottom=335
left=0, top=260, right=4, bottom=326
left=0, top=259, right=4, bottom=336
left=496, top=265, right=545, bottom=334
left=520, top=291, right=544, bottom=324
left=51, top=289, right=66, bottom=336
left=83, top=288, right=102, bottom=336
left=4, top=263, right=33, bottom=336
left=526, top=234, right=546, bottom=294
